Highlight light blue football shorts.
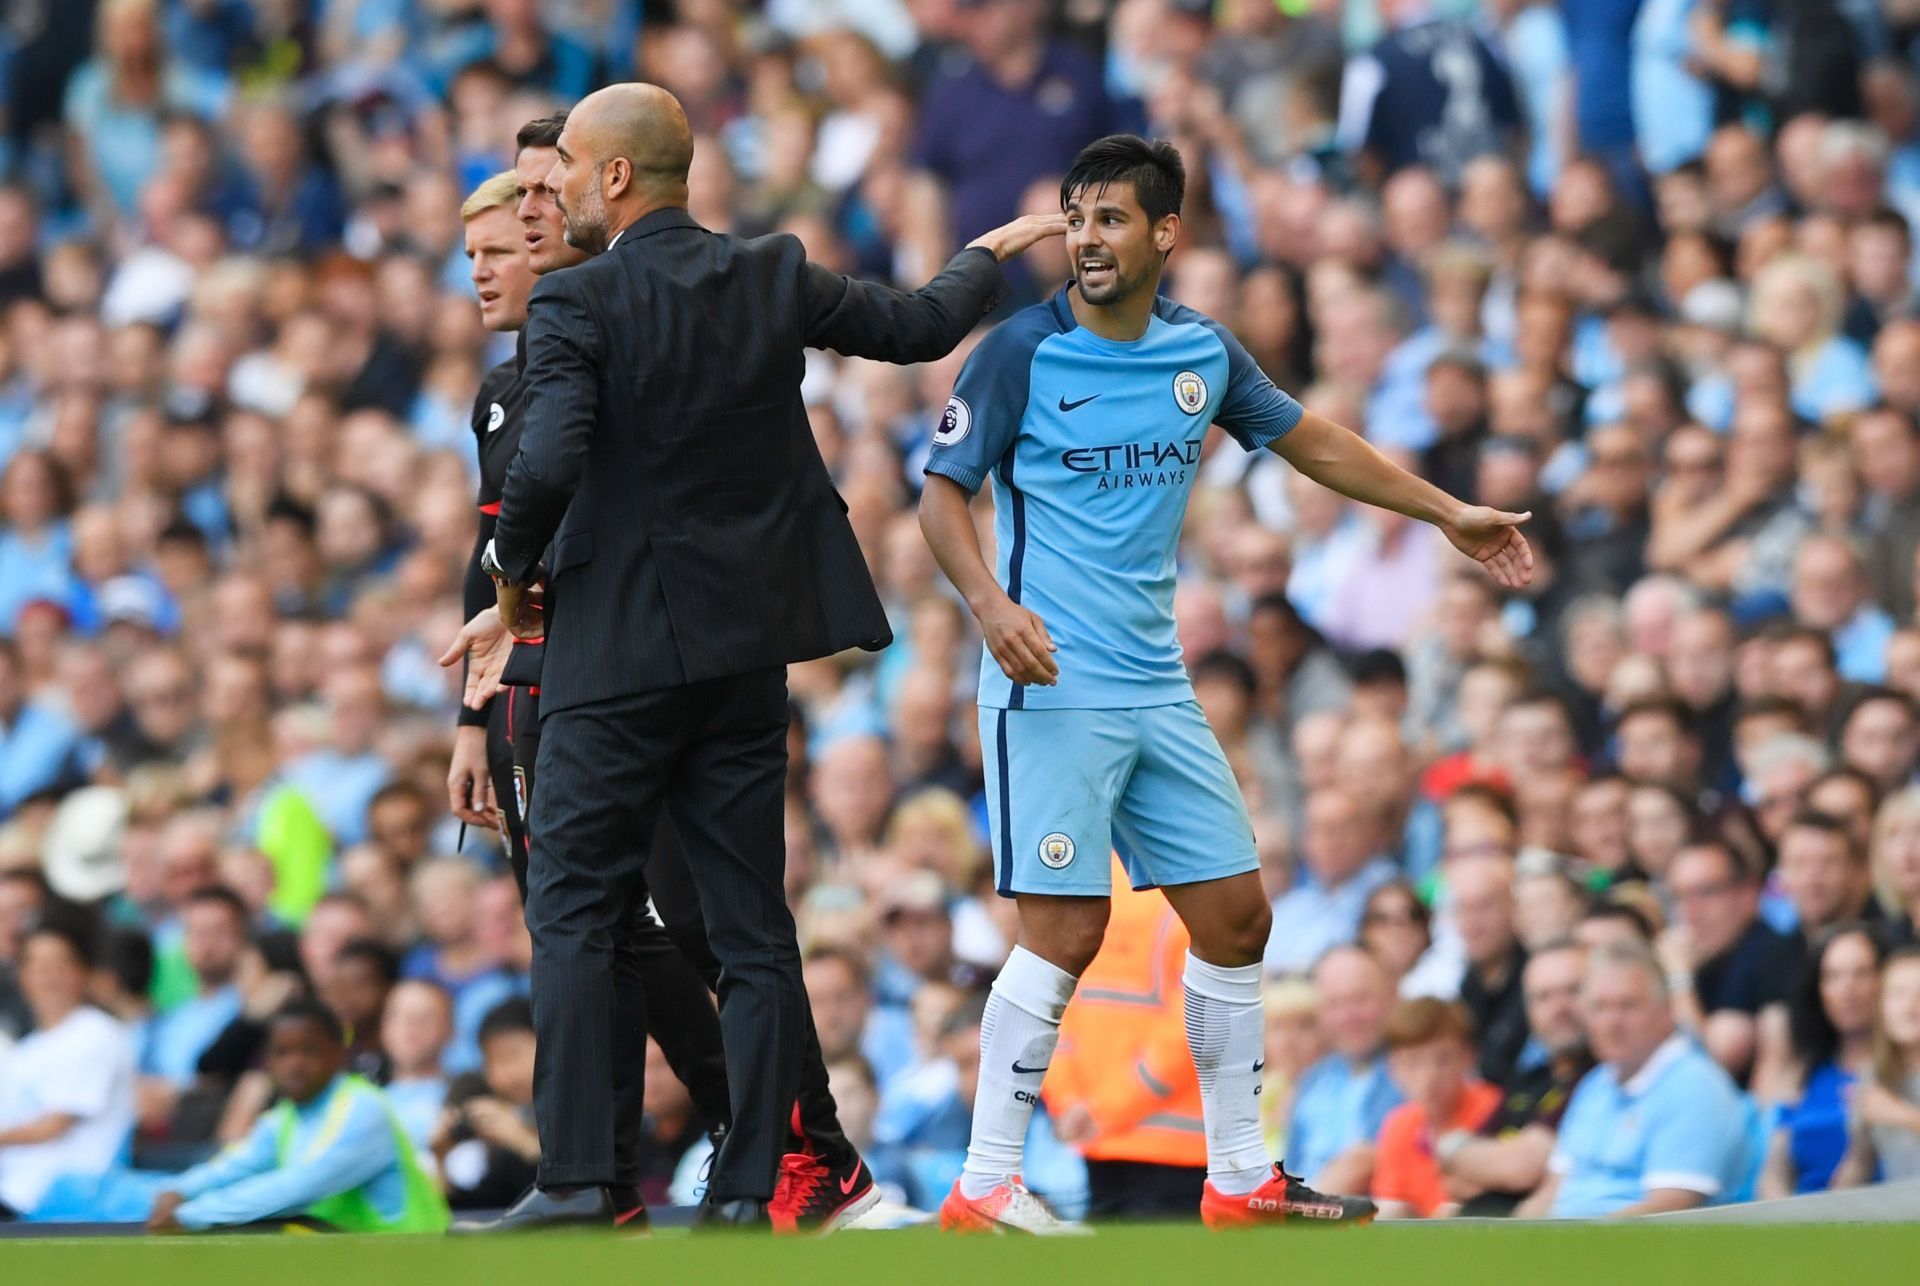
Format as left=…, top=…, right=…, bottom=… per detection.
left=980, top=700, right=1258, bottom=897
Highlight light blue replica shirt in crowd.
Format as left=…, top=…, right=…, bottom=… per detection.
left=169, top=1074, right=409, bottom=1229
left=1264, top=857, right=1399, bottom=976
left=1550, top=1032, right=1758, bottom=1217
left=925, top=288, right=1302, bottom=712
left=1286, top=1051, right=1403, bottom=1184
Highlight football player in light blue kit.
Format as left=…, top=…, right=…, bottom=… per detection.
left=921, top=136, right=1535, bottom=1233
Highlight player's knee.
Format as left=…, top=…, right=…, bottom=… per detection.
left=1192, top=899, right=1271, bottom=968
left=1240, top=898, right=1273, bottom=956
left=1024, top=903, right=1110, bottom=975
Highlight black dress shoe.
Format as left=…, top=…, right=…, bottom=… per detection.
left=450, top=1185, right=615, bottom=1233
left=692, top=1196, right=771, bottom=1231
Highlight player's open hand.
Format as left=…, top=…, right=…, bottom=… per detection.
left=439, top=606, right=514, bottom=709
left=1442, top=506, right=1534, bottom=588
left=968, top=212, right=1069, bottom=264
left=978, top=593, right=1059, bottom=687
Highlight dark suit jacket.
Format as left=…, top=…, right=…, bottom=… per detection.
left=492, top=207, right=1008, bottom=713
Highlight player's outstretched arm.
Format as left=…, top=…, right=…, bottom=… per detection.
left=919, top=474, right=1059, bottom=686
left=1271, top=411, right=1534, bottom=589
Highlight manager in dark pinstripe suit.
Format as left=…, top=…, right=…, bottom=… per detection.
left=476, top=83, right=1064, bottom=1228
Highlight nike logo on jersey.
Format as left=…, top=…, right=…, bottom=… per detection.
left=486, top=402, right=506, bottom=432
left=1058, top=394, right=1100, bottom=412
left=1011, top=1060, right=1050, bottom=1075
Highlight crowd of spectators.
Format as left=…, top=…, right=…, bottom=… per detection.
left=6, top=0, right=1920, bottom=1226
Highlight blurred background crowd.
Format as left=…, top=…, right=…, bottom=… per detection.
left=4, top=0, right=1920, bottom=1227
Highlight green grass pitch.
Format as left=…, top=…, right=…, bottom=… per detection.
left=6, top=1222, right=1920, bottom=1286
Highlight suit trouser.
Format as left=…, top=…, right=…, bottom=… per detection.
left=524, top=669, right=807, bottom=1200
left=643, top=815, right=856, bottom=1166
left=495, top=685, right=857, bottom=1175
left=488, top=686, right=733, bottom=1182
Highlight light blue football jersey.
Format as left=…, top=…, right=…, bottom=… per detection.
left=926, top=288, right=1302, bottom=710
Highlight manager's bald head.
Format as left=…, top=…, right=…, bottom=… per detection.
left=547, top=83, right=694, bottom=256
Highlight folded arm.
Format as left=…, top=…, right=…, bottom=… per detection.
left=1443, top=1124, right=1556, bottom=1195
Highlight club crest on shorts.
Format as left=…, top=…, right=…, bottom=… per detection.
left=934, top=395, right=972, bottom=446
left=1172, top=370, right=1208, bottom=415
left=486, top=402, right=506, bottom=433
left=1038, top=832, right=1076, bottom=868
left=512, top=767, right=528, bottom=827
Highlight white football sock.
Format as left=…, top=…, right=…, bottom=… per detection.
left=1184, top=952, right=1274, bottom=1195
left=959, top=946, right=1078, bottom=1199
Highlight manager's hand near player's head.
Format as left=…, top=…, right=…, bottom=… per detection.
left=966, top=212, right=1070, bottom=264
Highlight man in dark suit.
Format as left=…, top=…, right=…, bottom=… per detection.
left=472, top=84, right=1062, bottom=1228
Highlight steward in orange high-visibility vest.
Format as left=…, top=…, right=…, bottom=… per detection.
left=1044, top=856, right=1207, bottom=1217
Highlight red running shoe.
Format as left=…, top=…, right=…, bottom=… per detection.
left=769, top=1147, right=880, bottom=1234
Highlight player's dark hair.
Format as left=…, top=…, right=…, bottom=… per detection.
left=479, top=996, right=535, bottom=1046
left=271, top=997, right=345, bottom=1046
left=517, top=114, right=567, bottom=152
left=1061, top=135, right=1185, bottom=225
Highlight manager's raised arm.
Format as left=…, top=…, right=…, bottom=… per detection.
left=802, top=212, right=1066, bottom=363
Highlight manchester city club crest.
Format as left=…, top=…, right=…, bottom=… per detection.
left=1038, top=832, right=1076, bottom=869
left=934, top=395, right=972, bottom=445
left=1172, top=370, right=1208, bottom=415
